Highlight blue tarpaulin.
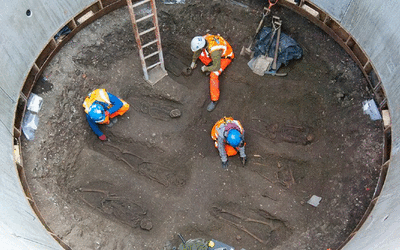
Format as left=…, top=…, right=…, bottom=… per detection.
left=253, top=27, right=303, bottom=70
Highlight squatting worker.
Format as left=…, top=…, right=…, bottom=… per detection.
left=83, top=89, right=129, bottom=141
left=190, top=34, right=234, bottom=112
left=211, top=117, right=247, bottom=169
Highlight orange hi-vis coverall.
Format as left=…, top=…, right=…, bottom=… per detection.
left=211, top=117, right=246, bottom=163
left=195, top=34, right=234, bottom=102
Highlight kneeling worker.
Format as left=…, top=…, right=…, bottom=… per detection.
left=211, top=117, right=247, bottom=169
left=83, top=89, right=129, bottom=141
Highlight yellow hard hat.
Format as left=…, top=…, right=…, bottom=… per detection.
left=208, top=240, right=215, bottom=248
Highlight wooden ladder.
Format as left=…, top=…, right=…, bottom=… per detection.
left=126, top=0, right=167, bottom=85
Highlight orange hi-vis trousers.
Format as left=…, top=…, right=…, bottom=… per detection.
left=99, top=100, right=129, bottom=125
left=199, top=53, right=232, bottom=102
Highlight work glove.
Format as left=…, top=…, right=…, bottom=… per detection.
left=201, top=65, right=207, bottom=72
left=222, top=160, right=228, bottom=169
left=190, top=62, right=197, bottom=69
left=99, top=134, right=107, bottom=141
left=240, top=157, right=247, bottom=167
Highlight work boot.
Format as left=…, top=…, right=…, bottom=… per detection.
left=106, top=118, right=118, bottom=128
left=207, top=101, right=217, bottom=112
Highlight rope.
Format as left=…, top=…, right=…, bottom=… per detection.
left=268, top=0, right=279, bottom=9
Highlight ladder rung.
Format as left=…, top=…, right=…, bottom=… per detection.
left=147, top=61, right=162, bottom=70
left=139, top=27, right=156, bottom=36
left=142, top=40, right=158, bottom=49
left=144, top=51, right=160, bottom=60
left=136, top=13, right=154, bottom=23
left=132, top=0, right=151, bottom=8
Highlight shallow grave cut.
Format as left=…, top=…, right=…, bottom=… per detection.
left=22, top=1, right=383, bottom=249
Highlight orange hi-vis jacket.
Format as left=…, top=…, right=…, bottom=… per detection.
left=211, top=117, right=243, bottom=141
left=211, top=117, right=246, bottom=162
left=83, top=89, right=112, bottom=124
left=204, top=34, right=234, bottom=59
left=83, top=89, right=129, bottom=125
left=83, top=89, right=129, bottom=138
left=83, top=89, right=111, bottom=113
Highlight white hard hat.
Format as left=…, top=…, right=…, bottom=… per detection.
left=191, top=36, right=206, bottom=52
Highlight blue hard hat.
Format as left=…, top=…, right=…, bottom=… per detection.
left=227, top=129, right=242, bottom=147
left=88, top=103, right=105, bottom=122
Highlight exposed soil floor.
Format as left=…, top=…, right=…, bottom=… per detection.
left=22, top=1, right=383, bottom=249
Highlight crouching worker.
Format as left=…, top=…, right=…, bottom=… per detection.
left=211, top=117, right=247, bottom=169
left=190, top=34, right=234, bottom=112
left=83, top=89, right=129, bottom=141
